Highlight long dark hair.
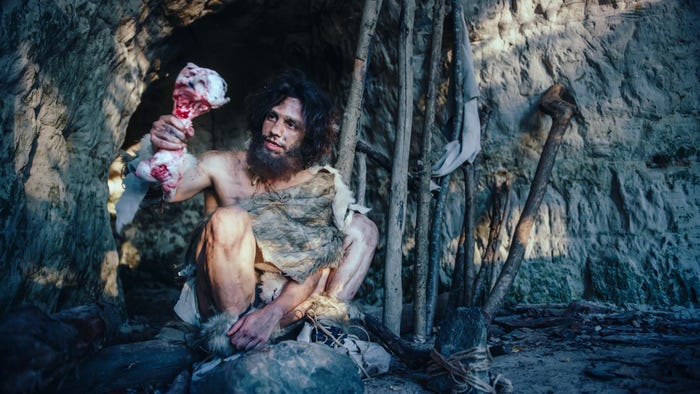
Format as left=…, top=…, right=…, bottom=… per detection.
left=245, top=69, right=337, bottom=167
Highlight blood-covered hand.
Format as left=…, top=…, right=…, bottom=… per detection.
left=149, top=115, right=190, bottom=151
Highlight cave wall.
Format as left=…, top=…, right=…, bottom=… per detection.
left=112, top=1, right=365, bottom=293
left=312, top=0, right=700, bottom=307
left=461, top=0, right=700, bottom=305
left=1, top=0, right=698, bottom=314
left=0, top=0, right=232, bottom=313
left=121, top=0, right=700, bottom=307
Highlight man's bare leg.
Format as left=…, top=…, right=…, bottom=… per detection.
left=326, top=213, right=378, bottom=300
left=278, top=213, right=378, bottom=326
left=195, top=206, right=257, bottom=320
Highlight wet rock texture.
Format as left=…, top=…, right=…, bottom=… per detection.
left=359, top=0, right=700, bottom=307
left=463, top=0, right=700, bottom=307
left=192, top=340, right=363, bottom=393
left=124, top=0, right=700, bottom=307
left=0, top=0, right=228, bottom=313
left=1, top=0, right=698, bottom=314
left=487, top=302, right=700, bottom=393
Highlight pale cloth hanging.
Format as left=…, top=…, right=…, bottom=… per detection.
left=431, top=13, right=480, bottom=178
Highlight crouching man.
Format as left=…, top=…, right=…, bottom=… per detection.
left=148, top=69, right=377, bottom=355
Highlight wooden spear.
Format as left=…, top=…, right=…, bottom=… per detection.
left=384, top=0, right=416, bottom=335
left=427, top=0, right=465, bottom=331
left=335, top=0, right=384, bottom=181
left=414, top=0, right=446, bottom=340
left=482, top=84, right=577, bottom=323
left=472, top=174, right=511, bottom=306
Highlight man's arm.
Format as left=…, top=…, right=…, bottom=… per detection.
left=149, top=114, right=212, bottom=202
left=226, top=269, right=326, bottom=350
left=167, top=153, right=218, bottom=202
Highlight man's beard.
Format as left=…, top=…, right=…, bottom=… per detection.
left=246, top=135, right=304, bottom=182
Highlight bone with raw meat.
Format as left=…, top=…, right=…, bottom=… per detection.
left=116, top=63, right=230, bottom=232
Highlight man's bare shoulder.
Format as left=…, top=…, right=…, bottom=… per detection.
left=196, top=150, right=248, bottom=180
left=198, top=150, right=247, bottom=169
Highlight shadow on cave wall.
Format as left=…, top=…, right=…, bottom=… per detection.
left=114, top=1, right=366, bottom=319
left=113, top=0, right=700, bottom=322
left=123, top=1, right=358, bottom=152
left=1, top=1, right=151, bottom=313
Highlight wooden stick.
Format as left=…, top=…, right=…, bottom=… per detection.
left=427, top=0, right=465, bottom=332
left=482, top=84, right=577, bottom=323
left=461, top=162, right=477, bottom=306
left=414, top=0, right=446, bottom=340
left=449, top=229, right=466, bottom=309
left=384, top=0, right=416, bottom=335
left=364, top=314, right=431, bottom=370
left=357, top=139, right=392, bottom=172
left=57, top=338, right=194, bottom=393
left=356, top=151, right=367, bottom=207
left=472, top=174, right=511, bottom=306
left=356, top=139, right=425, bottom=193
left=335, top=0, right=384, bottom=181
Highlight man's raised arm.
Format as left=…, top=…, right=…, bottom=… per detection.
left=149, top=114, right=212, bottom=203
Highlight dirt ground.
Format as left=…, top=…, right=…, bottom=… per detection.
left=364, top=303, right=700, bottom=394
left=121, top=270, right=700, bottom=393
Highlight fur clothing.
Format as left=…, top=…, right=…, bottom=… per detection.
left=237, top=167, right=345, bottom=282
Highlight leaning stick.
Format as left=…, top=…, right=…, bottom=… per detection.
left=356, top=151, right=368, bottom=207
left=364, top=314, right=431, bottom=370
left=461, top=162, right=477, bottom=306
left=414, top=0, right=446, bottom=340
left=482, top=84, right=577, bottom=323
left=427, top=0, right=465, bottom=332
left=472, top=175, right=511, bottom=306
left=335, top=0, right=384, bottom=181
left=357, top=139, right=392, bottom=171
left=384, top=0, right=416, bottom=335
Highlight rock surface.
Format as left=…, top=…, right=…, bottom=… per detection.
left=191, top=340, right=363, bottom=393
left=464, top=0, right=700, bottom=307
left=117, top=290, right=700, bottom=393
left=1, top=0, right=698, bottom=314
left=117, top=0, right=700, bottom=310
left=427, top=307, right=489, bottom=392
left=0, top=0, right=232, bottom=313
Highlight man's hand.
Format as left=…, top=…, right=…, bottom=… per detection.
left=149, top=115, right=191, bottom=151
left=226, top=306, right=284, bottom=350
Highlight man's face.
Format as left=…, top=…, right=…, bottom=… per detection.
left=261, top=97, right=306, bottom=157
left=246, top=96, right=307, bottom=181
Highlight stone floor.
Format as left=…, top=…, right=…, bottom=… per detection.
left=120, top=269, right=700, bottom=393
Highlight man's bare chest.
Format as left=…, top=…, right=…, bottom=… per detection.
left=213, top=178, right=256, bottom=206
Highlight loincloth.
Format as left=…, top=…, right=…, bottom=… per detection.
left=182, top=167, right=349, bottom=282
left=237, top=169, right=345, bottom=282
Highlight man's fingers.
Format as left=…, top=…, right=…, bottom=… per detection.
left=230, top=331, right=257, bottom=350
left=150, top=115, right=187, bottom=150
left=157, top=122, right=185, bottom=143
left=229, top=334, right=246, bottom=349
left=162, top=124, right=186, bottom=142
left=155, top=136, right=184, bottom=150
left=226, top=319, right=243, bottom=336
left=244, top=339, right=261, bottom=351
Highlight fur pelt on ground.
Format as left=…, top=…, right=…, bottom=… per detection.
left=198, top=312, right=239, bottom=357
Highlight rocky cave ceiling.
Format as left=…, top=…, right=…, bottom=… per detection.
left=124, top=0, right=360, bottom=153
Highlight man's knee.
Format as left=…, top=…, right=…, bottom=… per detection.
left=346, top=213, right=379, bottom=250
left=206, top=206, right=252, bottom=244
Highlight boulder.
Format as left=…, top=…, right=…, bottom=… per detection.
left=192, top=340, right=363, bottom=393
